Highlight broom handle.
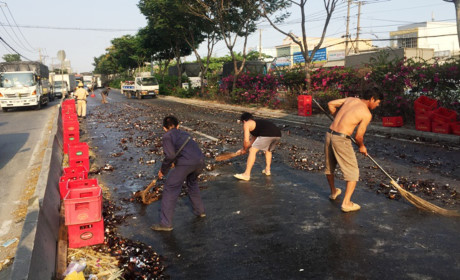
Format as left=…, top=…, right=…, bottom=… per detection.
left=312, top=98, right=397, bottom=182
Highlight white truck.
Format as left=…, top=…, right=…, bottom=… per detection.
left=52, top=73, right=76, bottom=98
left=83, top=75, right=93, bottom=91
left=121, top=73, right=159, bottom=99
left=0, top=61, right=51, bottom=112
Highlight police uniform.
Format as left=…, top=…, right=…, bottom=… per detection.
left=74, top=86, right=89, bottom=117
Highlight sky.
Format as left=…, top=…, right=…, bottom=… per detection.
left=0, top=0, right=456, bottom=73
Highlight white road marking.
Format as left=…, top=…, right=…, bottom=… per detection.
left=181, top=125, right=219, bottom=142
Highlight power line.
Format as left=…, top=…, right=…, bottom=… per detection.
left=0, top=5, right=33, bottom=53
left=3, top=3, right=35, bottom=51
left=0, top=36, right=32, bottom=60
left=0, top=22, right=139, bottom=32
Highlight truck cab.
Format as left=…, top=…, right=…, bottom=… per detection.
left=0, top=67, right=50, bottom=111
left=121, top=75, right=159, bottom=99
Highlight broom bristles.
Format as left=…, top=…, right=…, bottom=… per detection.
left=215, top=151, right=240, bottom=161
left=141, top=179, right=157, bottom=204
left=390, top=181, right=460, bottom=217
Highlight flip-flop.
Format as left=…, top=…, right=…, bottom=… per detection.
left=329, top=188, right=342, bottom=200
left=262, top=170, right=271, bottom=176
left=234, top=173, right=250, bottom=181
left=341, top=202, right=361, bottom=212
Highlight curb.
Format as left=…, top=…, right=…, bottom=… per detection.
left=158, top=95, right=460, bottom=145
left=10, top=106, right=63, bottom=279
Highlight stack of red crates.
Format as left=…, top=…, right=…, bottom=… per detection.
left=414, top=96, right=459, bottom=134
left=62, top=99, right=79, bottom=154
left=431, top=107, right=457, bottom=134
left=60, top=99, right=105, bottom=248
left=298, top=95, right=312, bottom=116
left=414, top=96, right=437, bottom=132
left=64, top=178, right=104, bottom=248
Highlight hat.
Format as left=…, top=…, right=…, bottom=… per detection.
left=78, top=82, right=84, bottom=87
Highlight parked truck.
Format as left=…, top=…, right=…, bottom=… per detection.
left=121, top=73, right=159, bottom=99
left=52, top=73, right=76, bottom=98
left=0, top=61, right=51, bottom=112
left=83, top=75, right=93, bottom=91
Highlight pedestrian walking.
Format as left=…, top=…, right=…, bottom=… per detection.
left=151, top=116, right=206, bottom=231
left=324, top=86, right=383, bottom=212
left=74, top=82, right=89, bottom=118
left=234, top=112, right=281, bottom=181
left=100, top=86, right=110, bottom=104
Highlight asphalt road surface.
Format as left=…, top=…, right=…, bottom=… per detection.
left=0, top=100, right=58, bottom=278
left=83, top=90, right=460, bottom=279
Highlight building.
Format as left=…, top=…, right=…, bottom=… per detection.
left=390, top=21, right=459, bottom=59
left=274, top=34, right=374, bottom=68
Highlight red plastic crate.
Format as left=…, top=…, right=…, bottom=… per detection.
left=63, top=99, right=76, bottom=106
left=451, top=122, right=460, bottom=136
left=64, top=187, right=102, bottom=225
left=414, top=95, right=437, bottom=114
left=63, top=120, right=79, bottom=132
left=59, top=173, right=87, bottom=199
left=431, top=107, right=457, bottom=123
left=63, top=132, right=80, bottom=154
left=382, top=116, right=403, bottom=127
left=298, top=95, right=312, bottom=116
left=63, top=166, right=88, bottom=178
left=68, top=142, right=90, bottom=170
left=68, top=219, right=104, bottom=248
left=432, top=120, right=451, bottom=134
left=415, top=110, right=433, bottom=122
left=67, top=178, right=98, bottom=190
left=415, top=119, right=431, bottom=132
left=62, top=114, right=78, bottom=123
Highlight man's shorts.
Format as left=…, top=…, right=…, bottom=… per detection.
left=324, top=132, right=359, bottom=182
left=252, top=137, right=280, bottom=152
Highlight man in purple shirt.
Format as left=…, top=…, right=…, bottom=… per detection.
left=151, top=116, right=206, bottom=231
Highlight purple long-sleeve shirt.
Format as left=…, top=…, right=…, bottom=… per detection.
left=160, top=128, right=204, bottom=175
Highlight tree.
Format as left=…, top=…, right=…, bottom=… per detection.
left=259, top=0, right=339, bottom=91
left=189, top=0, right=263, bottom=90
left=2, top=54, right=21, bottom=62
left=443, top=0, right=460, bottom=49
left=139, top=0, right=193, bottom=87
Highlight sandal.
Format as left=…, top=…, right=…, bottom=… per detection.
left=341, top=202, right=361, bottom=213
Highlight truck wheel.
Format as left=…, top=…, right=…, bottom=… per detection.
left=136, top=92, right=141, bottom=100
left=34, top=102, right=41, bottom=110
left=2, top=108, right=8, bottom=112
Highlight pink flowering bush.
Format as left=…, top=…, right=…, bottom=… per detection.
left=220, top=72, right=281, bottom=108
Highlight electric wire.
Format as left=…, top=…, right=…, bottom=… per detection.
left=0, top=6, right=33, bottom=52
left=4, top=4, right=36, bottom=50
left=0, top=35, right=32, bottom=60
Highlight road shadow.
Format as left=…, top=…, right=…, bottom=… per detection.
left=0, top=133, right=29, bottom=170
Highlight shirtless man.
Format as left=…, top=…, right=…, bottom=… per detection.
left=325, top=88, right=383, bottom=212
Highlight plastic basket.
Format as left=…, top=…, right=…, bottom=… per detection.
left=382, top=116, right=403, bottom=127
left=415, top=118, right=431, bottom=132
left=432, top=120, right=451, bottom=134
left=68, top=219, right=104, bottom=248
left=431, top=107, right=457, bottom=123
left=298, top=95, right=312, bottom=116
left=64, top=187, right=102, bottom=225
left=414, top=95, right=437, bottom=114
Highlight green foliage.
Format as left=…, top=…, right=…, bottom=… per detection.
left=2, top=54, right=21, bottom=62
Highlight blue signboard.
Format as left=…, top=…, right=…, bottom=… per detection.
left=293, top=48, right=327, bottom=64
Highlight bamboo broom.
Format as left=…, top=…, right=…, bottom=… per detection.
left=313, top=98, right=460, bottom=216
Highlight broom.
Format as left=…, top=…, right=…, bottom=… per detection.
left=313, top=98, right=460, bottom=216
left=215, top=149, right=243, bottom=161
left=138, top=136, right=192, bottom=205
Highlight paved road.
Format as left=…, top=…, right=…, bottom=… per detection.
left=84, top=91, right=460, bottom=279
left=0, top=100, right=59, bottom=278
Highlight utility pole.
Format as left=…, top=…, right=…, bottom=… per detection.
left=38, top=48, right=43, bottom=62
left=355, top=1, right=362, bottom=53
left=259, top=29, right=262, bottom=60
left=345, top=0, right=351, bottom=56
